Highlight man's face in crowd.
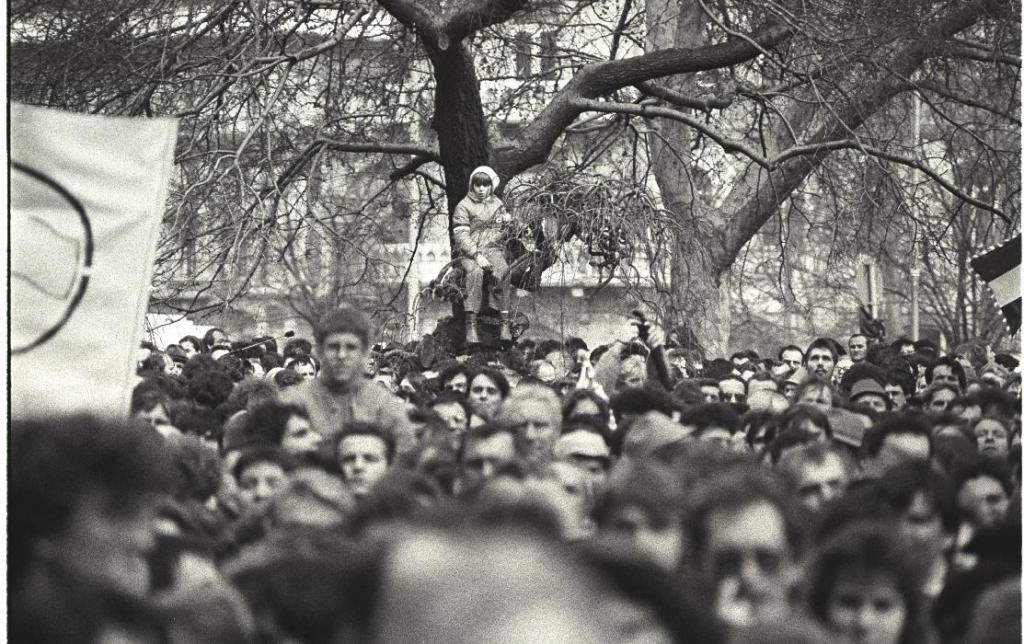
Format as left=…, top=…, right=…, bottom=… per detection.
left=826, top=566, right=907, bottom=644
left=700, top=384, right=721, bottom=403
left=848, top=336, right=868, bottom=363
left=885, top=384, right=907, bottom=410
left=181, top=340, right=199, bottom=360
left=703, top=500, right=791, bottom=628
left=319, top=332, right=368, bottom=388
left=237, top=461, right=289, bottom=512
left=931, top=365, right=960, bottom=390
left=973, top=418, right=1010, bottom=458
left=856, top=393, right=890, bottom=414
left=432, top=401, right=469, bottom=435
left=780, top=349, right=803, bottom=371
left=468, top=374, right=503, bottom=420
left=794, top=454, right=849, bottom=514
left=604, top=504, right=684, bottom=572
left=504, top=399, right=560, bottom=463
left=337, top=434, right=389, bottom=498
left=460, top=431, right=516, bottom=491
left=281, top=414, right=322, bottom=456
left=928, top=388, right=957, bottom=413
left=719, top=379, right=746, bottom=404
left=806, top=348, right=835, bottom=380
left=445, top=372, right=468, bottom=394
left=294, top=361, right=317, bottom=381
left=898, top=343, right=916, bottom=357
left=957, top=475, right=1010, bottom=530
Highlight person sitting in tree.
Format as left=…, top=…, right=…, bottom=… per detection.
left=453, top=165, right=513, bottom=345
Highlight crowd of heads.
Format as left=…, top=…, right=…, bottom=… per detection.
left=12, top=309, right=1022, bottom=644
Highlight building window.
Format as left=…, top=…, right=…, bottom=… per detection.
left=540, top=31, right=557, bottom=75
left=515, top=33, right=532, bottom=78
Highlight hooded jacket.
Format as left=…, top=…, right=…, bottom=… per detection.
left=452, top=166, right=508, bottom=257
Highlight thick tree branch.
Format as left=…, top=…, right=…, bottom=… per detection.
left=446, top=0, right=532, bottom=45
left=375, top=0, right=444, bottom=44
left=496, top=20, right=792, bottom=175
left=770, top=140, right=1008, bottom=222
left=573, top=97, right=769, bottom=166
left=317, top=138, right=442, bottom=161
left=635, top=80, right=734, bottom=111
left=717, top=0, right=1004, bottom=270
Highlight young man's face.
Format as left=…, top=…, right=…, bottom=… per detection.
left=885, top=384, right=907, bottom=410
left=318, top=332, right=368, bottom=388
left=794, top=454, right=849, bottom=514
left=806, top=348, right=835, bottom=380
left=468, top=374, right=503, bottom=420
left=957, top=475, right=1010, bottom=530
left=931, top=365, right=960, bottom=390
left=973, top=418, right=1010, bottom=457
left=460, top=432, right=516, bottom=491
left=719, top=379, right=746, bottom=404
left=780, top=349, right=803, bottom=371
left=237, top=461, right=289, bottom=511
left=337, top=434, right=390, bottom=498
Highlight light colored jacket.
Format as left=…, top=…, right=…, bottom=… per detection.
left=452, top=165, right=508, bottom=257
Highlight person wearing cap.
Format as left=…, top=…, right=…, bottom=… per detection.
left=849, top=378, right=892, bottom=413
left=553, top=417, right=612, bottom=492
left=783, top=366, right=809, bottom=400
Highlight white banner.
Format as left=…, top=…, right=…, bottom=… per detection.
left=11, top=104, right=178, bottom=419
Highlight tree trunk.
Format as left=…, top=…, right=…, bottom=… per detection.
left=426, top=42, right=491, bottom=222
left=643, top=0, right=733, bottom=356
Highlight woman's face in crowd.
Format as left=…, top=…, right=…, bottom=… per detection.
left=826, top=566, right=906, bottom=644
left=281, top=414, right=322, bottom=456
left=799, top=385, right=832, bottom=410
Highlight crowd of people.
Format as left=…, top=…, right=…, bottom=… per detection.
left=11, top=305, right=1022, bottom=644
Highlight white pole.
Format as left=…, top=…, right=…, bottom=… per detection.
left=910, top=90, right=922, bottom=341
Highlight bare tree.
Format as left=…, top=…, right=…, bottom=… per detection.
left=11, top=0, right=1018, bottom=352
